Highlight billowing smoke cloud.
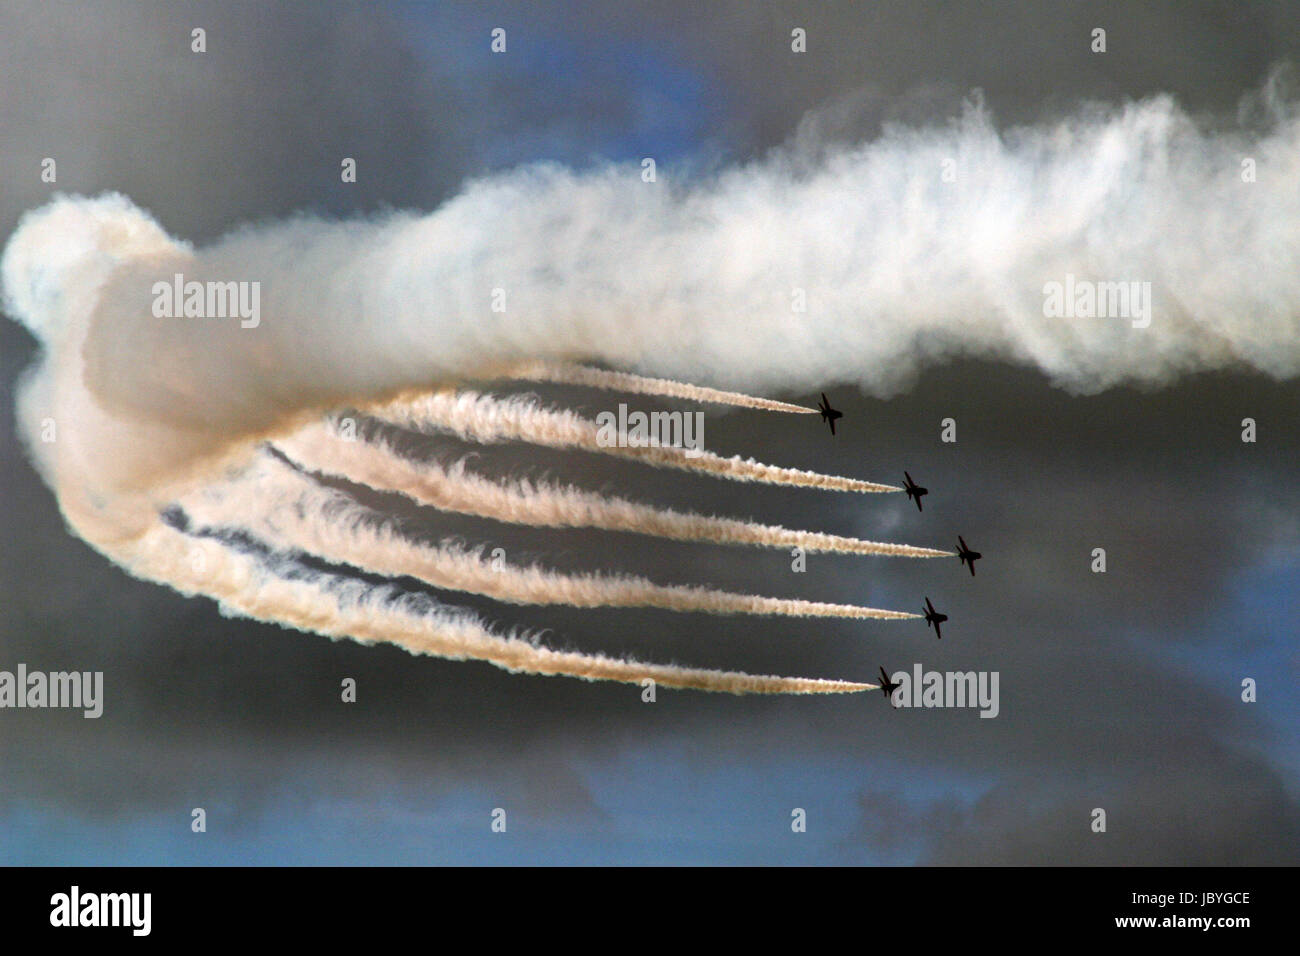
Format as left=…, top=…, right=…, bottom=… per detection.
left=3, top=83, right=1298, bottom=692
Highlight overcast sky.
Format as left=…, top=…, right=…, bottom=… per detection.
left=1, top=0, right=1297, bottom=864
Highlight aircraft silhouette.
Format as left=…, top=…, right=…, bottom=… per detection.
left=923, top=597, right=948, bottom=639
left=878, top=667, right=902, bottom=707
left=956, top=536, right=982, bottom=576
left=817, top=393, right=843, bottom=435
left=903, top=471, right=928, bottom=511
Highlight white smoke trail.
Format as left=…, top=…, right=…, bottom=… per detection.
left=366, top=389, right=901, bottom=493
left=128, top=516, right=874, bottom=695
left=277, top=421, right=952, bottom=558
left=506, top=360, right=818, bottom=414
left=179, top=455, right=920, bottom=621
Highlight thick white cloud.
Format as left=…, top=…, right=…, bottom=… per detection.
left=5, top=89, right=1298, bottom=490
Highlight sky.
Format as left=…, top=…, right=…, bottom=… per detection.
left=1, top=0, right=1297, bottom=865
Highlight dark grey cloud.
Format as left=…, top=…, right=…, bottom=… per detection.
left=5, top=350, right=1296, bottom=862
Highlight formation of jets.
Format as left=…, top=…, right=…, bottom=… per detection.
left=811, top=391, right=983, bottom=706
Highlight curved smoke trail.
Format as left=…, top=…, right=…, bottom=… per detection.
left=179, top=454, right=920, bottom=620
left=143, top=517, right=875, bottom=695
left=367, top=390, right=901, bottom=492
left=277, top=421, right=951, bottom=557
left=506, top=361, right=819, bottom=414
